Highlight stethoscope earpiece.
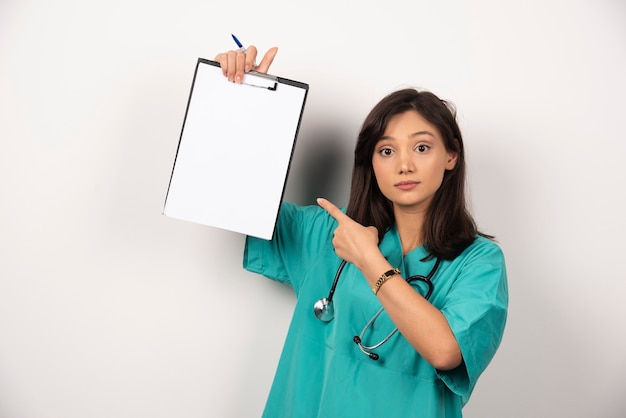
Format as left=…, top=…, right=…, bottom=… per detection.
left=353, top=336, right=379, bottom=360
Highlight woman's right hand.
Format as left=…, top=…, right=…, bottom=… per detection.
left=214, top=46, right=279, bottom=84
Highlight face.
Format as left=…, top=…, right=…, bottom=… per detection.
left=372, top=110, right=458, bottom=214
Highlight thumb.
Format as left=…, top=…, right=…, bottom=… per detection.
left=254, top=47, right=278, bottom=74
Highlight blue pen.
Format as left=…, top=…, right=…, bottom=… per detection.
left=231, top=33, right=246, bottom=53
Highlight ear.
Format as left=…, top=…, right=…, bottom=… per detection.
left=445, top=139, right=460, bottom=170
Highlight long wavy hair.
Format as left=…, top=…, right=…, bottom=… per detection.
left=345, top=88, right=492, bottom=260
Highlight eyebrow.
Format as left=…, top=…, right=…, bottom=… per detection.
left=380, top=131, right=437, bottom=141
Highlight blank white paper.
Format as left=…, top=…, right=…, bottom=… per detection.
left=164, top=59, right=308, bottom=240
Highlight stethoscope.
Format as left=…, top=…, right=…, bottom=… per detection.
left=313, top=260, right=347, bottom=322
left=313, top=257, right=441, bottom=361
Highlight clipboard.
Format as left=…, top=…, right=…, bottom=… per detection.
left=163, top=58, right=309, bottom=240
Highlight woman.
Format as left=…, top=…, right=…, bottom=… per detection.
left=216, top=47, right=508, bottom=418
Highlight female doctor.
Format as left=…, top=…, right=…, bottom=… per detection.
left=215, top=46, right=508, bottom=418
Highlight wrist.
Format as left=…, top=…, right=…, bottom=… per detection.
left=372, top=268, right=401, bottom=295
left=355, top=252, right=397, bottom=290
left=353, top=250, right=389, bottom=276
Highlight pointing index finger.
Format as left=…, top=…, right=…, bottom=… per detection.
left=317, top=197, right=348, bottom=222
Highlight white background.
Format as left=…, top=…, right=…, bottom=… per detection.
left=1, top=1, right=625, bottom=417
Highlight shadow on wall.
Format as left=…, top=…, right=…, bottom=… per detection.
left=284, top=125, right=353, bottom=208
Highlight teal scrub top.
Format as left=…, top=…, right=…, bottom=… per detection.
left=243, top=202, right=508, bottom=418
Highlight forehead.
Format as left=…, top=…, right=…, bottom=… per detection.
left=382, top=110, right=441, bottom=138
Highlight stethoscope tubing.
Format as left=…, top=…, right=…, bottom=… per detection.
left=327, top=259, right=347, bottom=304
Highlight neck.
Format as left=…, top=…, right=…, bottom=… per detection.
left=393, top=206, right=426, bottom=255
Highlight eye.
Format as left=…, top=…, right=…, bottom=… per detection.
left=416, top=144, right=430, bottom=153
left=378, top=147, right=394, bottom=157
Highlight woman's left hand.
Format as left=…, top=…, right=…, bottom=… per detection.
left=317, top=198, right=380, bottom=269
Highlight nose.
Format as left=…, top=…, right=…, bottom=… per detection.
left=398, top=150, right=415, bottom=174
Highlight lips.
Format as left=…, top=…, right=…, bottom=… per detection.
left=395, top=181, right=419, bottom=190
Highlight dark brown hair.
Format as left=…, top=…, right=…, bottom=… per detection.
left=345, top=88, right=492, bottom=260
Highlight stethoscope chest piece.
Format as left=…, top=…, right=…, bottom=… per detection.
left=312, top=260, right=347, bottom=323
left=313, top=297, right=334, bottom=322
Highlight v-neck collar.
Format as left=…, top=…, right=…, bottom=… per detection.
left=378, top=225, right=435, bottom=277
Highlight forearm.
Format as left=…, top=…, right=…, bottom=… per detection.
left=356, top=253, right=462, bottom=370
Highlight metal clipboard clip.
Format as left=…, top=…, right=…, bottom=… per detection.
left=241, top=71, right=278, bottom=91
